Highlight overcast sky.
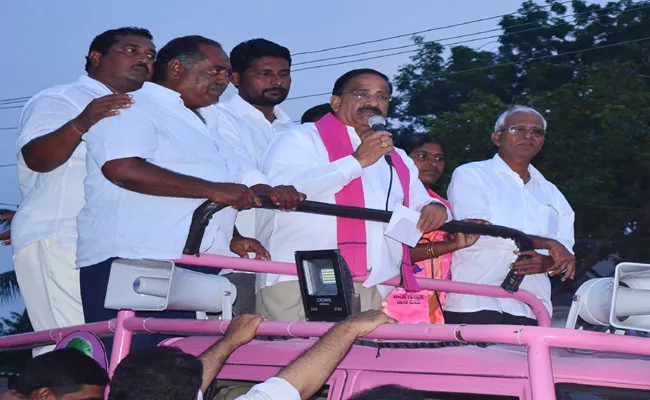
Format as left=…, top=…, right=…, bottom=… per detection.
left=0, top=0, right=609, bottom=317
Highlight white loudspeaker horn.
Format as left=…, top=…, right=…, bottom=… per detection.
left=565, top=278, right=614, bottom=330
left=610, top=262, right=650, bottom=332
left=104, top=259, right=236, bottom=319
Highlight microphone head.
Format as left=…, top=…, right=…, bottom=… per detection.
left=368, top=115, right=386, bottom=128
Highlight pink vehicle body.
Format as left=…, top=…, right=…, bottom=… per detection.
left=0, top=254, right=649, bottom=400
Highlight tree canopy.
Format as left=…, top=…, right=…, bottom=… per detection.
left=392, top=0, right=650, bottom=299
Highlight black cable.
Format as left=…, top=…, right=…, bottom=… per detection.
left=291, top=0, right=575, bottom=56
left=0, top=96, right=30, bottom=104
left=293, top=2, right=650, bottom=67
left=385, top=156, right=393, bottom=211
left=285, top=35, right=650, bottom=100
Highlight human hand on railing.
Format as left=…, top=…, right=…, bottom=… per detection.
left=230, top=235, right=270, bottom=261
left=251, top=184, right=306, bottom=211
left=451, top=218, right=491, bottom=250
left=416, top=203, right=448, bottom=233
left=222, top=314, right=266, bottom=348
left=545, top=240, right=576, bottom=281
left=511, top=250, right=553, bottom=276
left=210, top=183, right=261, bottom=210
left=336, top=310, right=396, bottom=337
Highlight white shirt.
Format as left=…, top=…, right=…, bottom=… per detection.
left=76, top=82, right=263, bottom=267
left=444, top=154, right=575, bottom=319
left=213, top=94, right=294, bottom=239
left=11, top=75, right=112, bottom=254
left=256, top=122, right=450, bottom=295
left=234, top=377, right=300, bottom=400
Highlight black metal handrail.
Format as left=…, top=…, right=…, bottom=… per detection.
left=183, top=198, right=533, bottom=292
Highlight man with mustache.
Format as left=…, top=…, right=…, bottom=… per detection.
left=76, top=35, right=304, bottom=346
left=11, top=27, right=155, bottom=355
left=210, top=38, right=294, bottom=315
left=256, top=68, right=450, bottom=321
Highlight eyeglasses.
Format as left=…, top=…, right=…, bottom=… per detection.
left=344, top=89, right=392, bottom=102
left=498, top=125, right=546, bottom=138
left=414, top=151, right=445, bottom=163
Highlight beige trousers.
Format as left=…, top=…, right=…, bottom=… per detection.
left=13, top=237, right=85, bottom=355
left=255, top=280, right=383, bottom=321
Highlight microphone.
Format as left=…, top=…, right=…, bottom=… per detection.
left=368, top=115, right=387, bottom=131
left=368, top=115, right=392, bottom=165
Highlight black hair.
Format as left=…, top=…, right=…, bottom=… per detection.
left=230, top=38, right=291, bottom=74
left=301, top=103, right=332, bottom=124
left=108, top=347, right=202, bottom=400
left=348, top=384, right=426, bottom=400
left=14, top=348, right=109, bottom=397
left=85, top=27, right=153, bottom=72
left=332, top=68, right=393, bottom=96
left=394, top=132, right=446, bottom=156
left=153, top=35, right=222, bottom=83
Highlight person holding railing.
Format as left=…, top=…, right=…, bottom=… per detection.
left=443, top=106, right=576, bottom=326
left=208, top=38, right=295, bottom=316
left=381, top=133, right=487, bottom=324
left=256, top=68, right=451, bottom=321
left=75, top=35, right=303, bottom=349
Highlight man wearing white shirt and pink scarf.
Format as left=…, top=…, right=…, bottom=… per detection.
left=256, top=69, right=450, bottom=321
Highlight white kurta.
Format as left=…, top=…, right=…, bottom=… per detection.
left=257, top=122, right=450, bottom=296
left=445, top=154, right=575, bottom=319
left=211, top=94, right=294, bottom=239
left=77, top=82, right=263, bottom=267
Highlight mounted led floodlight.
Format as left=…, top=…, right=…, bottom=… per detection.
left=565, top=262, right=650, bottom=333
left=104, top=259, right=237, bottom=319
left=295, top=249, right=360, bottom=322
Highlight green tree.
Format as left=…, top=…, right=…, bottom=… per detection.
left=392, top=0, right=650, bottom=300
left=0, top=310, right=34, bottom=373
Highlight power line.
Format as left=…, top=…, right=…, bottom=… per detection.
left=285, top=92, right=331, bottom=102
left=430, top=36, right=650, bottom=79
left=286, top=35, right=650, bottom=101
left=0, top=164, right=16, bottom=169
left=0, top=105, right=25, bottom=111
left=0, top=127, right=18, bottom=130
left=295, top=33, right=650, bottom=73
left=292, top=0, right=575, bottom=56
left=292, top=33, right=503, bottom=72
left=0, top=99, right=29, bottom=106
left=293, top=2, right=650, bottom=67
left=0, top=97, right=30, bottom=104
left=0, top=202, right=18, bottom=208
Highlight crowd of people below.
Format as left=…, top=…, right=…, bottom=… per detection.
left=0, top=25, right=578, bottom=399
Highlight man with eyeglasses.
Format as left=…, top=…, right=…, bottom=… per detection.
left=256, top=68, right=450, bottom=321
left=444, top=105, right=576, bottom=326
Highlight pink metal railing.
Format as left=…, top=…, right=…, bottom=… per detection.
left=177, top=254, right=553, bottom=327
left=0, top=255, right=564, bottom=399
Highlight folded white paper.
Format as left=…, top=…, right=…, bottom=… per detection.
left=384, top=204, right=422, bottom=247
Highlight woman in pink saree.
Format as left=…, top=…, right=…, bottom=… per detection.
left=382, top=133, right=484, bottom=324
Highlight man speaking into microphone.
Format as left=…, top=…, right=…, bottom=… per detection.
left=257, top=68, right=451, bottom=321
